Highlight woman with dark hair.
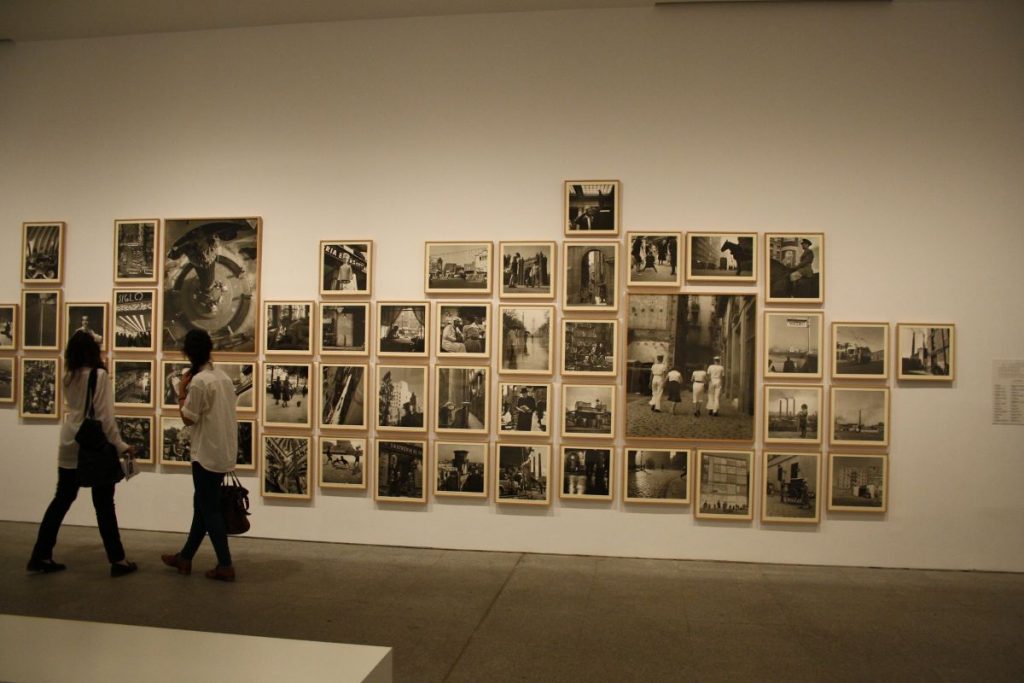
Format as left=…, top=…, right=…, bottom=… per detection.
left=27, top=330, right=138, bottom=576
left=162, top=329, right=238, bottom=581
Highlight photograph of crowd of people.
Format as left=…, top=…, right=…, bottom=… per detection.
left=319, top=303, right=368, bottom=355
left=560, top=447, right=612, bottom=500
left=115, top=415, right=154, bottom=464
left=163, top=218, right=260, bottom=355
left=112, top=359, right=154, bottom=408
left=696, top=450, right=753, bottom=521
left=320, top=364, right=367, bottom=430
left=376, top=440, right=426, bottom=503
left=498, top=383, right=550, bottom=435
left=377, top=302, right=427, bottom=357
left=21, top=290, right=60, bottom=351
left=434, top=442, right=487, bottom=498
left=320, top=241, right=371, bottom=296
left=435, top=366, right=488, bottom=434
left=765, top=312, right=822, bottom=379
left=564, top=181, right=618, bottom=236
left=19, top=358, right=58, bottom=419
left=262, top=363, right=311, bottom=428
left=562, top=384, right=615, bottom=439
left=236, top=420, right=255, bottom=470
left=830, top=387, right=889, bottom=447
left=623, top=450, right=689, bottom=504
left=319, top=437, right=366, bottom=489
left=563, top=243, right=618, bottom=311
left=562, top=319, right=616, bottom=377
left=764, top=385, right=822, bottom=445
left=113, top=288, right=155, bottom=352
left=437, top=304, right=489, bottom=358
left=114, top=220, right=158, bottom=283
left=495, top=444, right=549, bottom=504
left=0, top=304, right=16, bottom=349
left=828, top=453, right=887, bottom=513
left=64, top=303, right=107, bottom=351
left=160, top=416, right=192, bottom=465
left=0, top=357, right=14, bottom=404
left=263, top=301, right=313, bottom=354
left=22, top=222, right=64, bottom=284
left=377, top=365, right=426, bottom=432
left=262, top=435, right=311, bottom=500
left=762, top=452, right=819, bottom=523
left=766, top=233, right=823, bottom=303
left=897, top=323, right=955, bottom=381
left=686, top=233, right=756, bottom=282
left=499, top=305, right=552, bottom=374
left=627, top=232, right=680, bottom=286
left=425, top=242, right=491, bottom=293
left=832, top=322, right=889, bottom=379
left=499, top=242, right=554, bottom=298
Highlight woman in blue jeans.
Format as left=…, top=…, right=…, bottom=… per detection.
left=161, top=329, right=238, bottom=581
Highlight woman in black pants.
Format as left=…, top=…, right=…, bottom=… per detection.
left=27, top=331, right=138, bottom=576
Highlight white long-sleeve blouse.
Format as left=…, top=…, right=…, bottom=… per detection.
left=58, top=367, right=129, bottom=469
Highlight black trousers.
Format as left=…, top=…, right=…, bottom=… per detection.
left=180, top=462, right=232, bottom=567
left=32, top=466, right=126, bottom=564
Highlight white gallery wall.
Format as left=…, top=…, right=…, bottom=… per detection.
left=1, top=0, right=1022, bottom=571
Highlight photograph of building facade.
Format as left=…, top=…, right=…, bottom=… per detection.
left=898, top=324, right=954, bottom=379
left=833, top=323, right=888, bottom=378
left=376, top=440, right=425, bottom=502
left=829, top=454, right=887, bottom=511
left=697, top=450, right=753, bottom=520
left=564, top=243, right=618, bottom=310
left=426, top=243, right=491, bottom=292
left=377, top=366, right=426, bottom=430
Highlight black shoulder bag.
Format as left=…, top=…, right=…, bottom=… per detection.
left=76, top=368, right=125, bottom=488
left=220, top=472, right=251, bottom=535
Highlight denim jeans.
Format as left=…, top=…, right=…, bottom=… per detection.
left=180, top=462, right=232, bottom=567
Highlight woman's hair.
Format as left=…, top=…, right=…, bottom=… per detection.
left=183, top=329, right=213, bottom=376
left=64, top=331, right=105, bottom=383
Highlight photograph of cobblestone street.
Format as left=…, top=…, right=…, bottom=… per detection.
left=624, top=449, right=689, bottom=504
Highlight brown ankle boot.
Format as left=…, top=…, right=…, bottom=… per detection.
left=161, top=553, right=191, bottom=575
left=205, top=565, right=235, bottom=582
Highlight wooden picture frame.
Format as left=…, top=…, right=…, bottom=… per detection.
left=318, top=303, right=370, bottom=356
left=831, top=322, right=890, bottom=381
left=498, top=305, right=554, bottom=376
left=318, top=363, right=369, bottom=431
left=319, top=240, right=372, bottom=297
left=896, top=323, right=956, bottom=381
left=113, top=219, right=159, bottom=284
left=433, top=441, right=489, bottom=499
left=262, top=300, right=314, bottom=355
left=21, top=289, right=61, bottom=352
left=562, top=241, right=619, bottom=313
left=765, top=233, right=824, bottom=304
left=112, top=358, right=155, bottom=409
left=685, top=232, right=757, bottom=283
left=159, top=416, right=192, bottom=467
left=564, top=180, right=620, bottom=237
left=561, top=318, right=617, bottom=378
left=115, top=414, right=156, bottom=465
left=827, top=452, right=888, bottom=513
left=622, top=449, right=690, bottom=505
left=495, top=443, right=551, bottom=506
left=377, top=302, right=428, bottom=358
left=761, top=451, right=821, bottom=524
left=0, top=304, right=18, bottom=351
left=695, top=449, right=754, bottom=521
left=375, top=439, right=427, bottom=503
left=0, top=357, right=16, bottom=405
left=763, top=384, right=823, bottom=446
left=21, top=222, right=65, bottom=285
left=561, top=383, right=616, bottom=440
left=376, top=364, right=427, bottom=433
left=764, top=311, right=823, bottom=380
left=830, top=386, right=890, bottom=448
left=626, top=231, right=682, bottom=288
left=112, top=288, right=157, bottom=353
left=497, top=382, right=552, bottom=437
left=434, top=365, right=489, bottom=435
left=319, top=436, right=368, bottom=490
left=559, top=446, right=614, bottom=501
left=424, top=241, right=493, bottom=295
left=261, top=434, right=313, bottom=500
left=64, top=302, right=109, bottom=352
left=435, top=302, right=491, bottom=359
left=18, top=357, right=59, bottom=419
left=498, top=241, right=556, bottom=299
left=261, top=362, right=312, bottom=429
left=235, top=419, right=256, bottom=471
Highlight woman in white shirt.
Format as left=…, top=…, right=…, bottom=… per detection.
left=27, top=331, right=138, bottom=576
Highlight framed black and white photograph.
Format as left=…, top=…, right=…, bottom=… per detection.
left=623, top=449, right=690, bottom=505
left=830, top=387, right=890, bottom=448
left=376, top=365, right=427, bottom=433
left=22, top=222, right=65, bottom=285
left=560, top=446, right=613, bottom=501
left=626, top=294, right=757, bottom=441
left=160, top=416, right=191, bottom=466
left=162, top=218, right=261, bottom=357
left=220, top=362, right=256, bottom=413
left=377, top=302, right=428, bottom=358
left=112, top=359, right=155, bottom=409
left=263, top=301, right=313, bottom=355
left=319, top=363, right=368, bottom=430
left=897, top=323, right=955, bottom=381
left=498, top=241, right=555, bottom=299
left=434, top=441, right=488, bottom=499
left=495, top=443, right=550, bottom=505
left=832, top=322, right=889, bottom=380
left=262, top=362, right=312, bottom=429
left=319, top=436, right=367, bottom=490
left=562, top=384, right=616, bottom=440
left=765, top=233, right=824, bottom=304
left=21, top=289, right=61, bottom=351
left=762, top=451, right=820, bottom=524
left=160, top=361, right=190, bottom=409
left=319, top=303, right=369, bottom=356
left=627, top=232, right=681, bottom=288
left=562, top=242, right=619, bottom=313
left=499, top=305, right=554, bottom=375
left=561, top=319, right=617, bottom=378
left=0, top=357, right=15, bottom=405
left=235, top=419, right=256, bottom=471
left=375, top=439, right=426, bottom=504
left=764, top=385, right=822, bottom=445
left=18, top=357, right=59, bottom=419
left=498, top=382, right=552, bottom=436
left=114, top=219, right=159, bottom=284
left=828, top=452, right=888, bottom=513
left=112, top=288, right=156, bottom=353
left=115, top=414, right=155, bottom=465
left=0, top=304, right=17, bottom=350
left=435, top=365, right=488, bottom=435
left=424, top=241, right=492, bottom=294
left=319, top=240, right=372, bottom=297
left=261, top=434, right=312, bottom=500
left=765, top=311, right=823, bottom=380
left=564, top=181, right=619, bottom=236
left=686, top=232, right=757, bottom=283
left=695, top=449, right=754, bottom=521
left=64, top=302, right=108, bottom=351
left=436, top=303, right=490, bottom=358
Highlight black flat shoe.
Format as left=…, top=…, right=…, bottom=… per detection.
left=110, top=561, right=138, bottom=578
left=27, top=558, right=66, bottom=573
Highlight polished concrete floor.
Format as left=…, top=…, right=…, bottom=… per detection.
left=3, top=520, right=1022, bottom=682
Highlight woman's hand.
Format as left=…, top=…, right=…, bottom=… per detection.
left=177, top=371, right=193, bottom=402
